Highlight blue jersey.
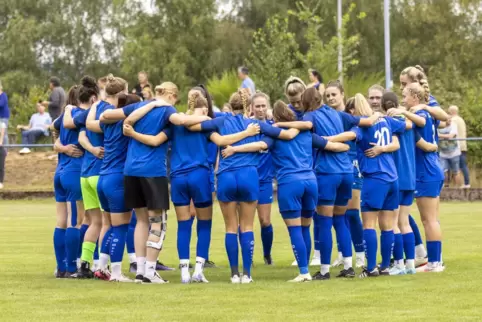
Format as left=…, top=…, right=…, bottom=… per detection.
left=414, top=110, right=444, bottom=182
left=207, top=142, right=218, bottom=167
left=168, top=124, right=212, bottom=178
left=75, top=101, right=108, bottom=178
left=428, top=94, right=439, bottom=107
left=123, top=102, right=176, bottom=177
left=59, top=107, right=85, bottom=173
left=353, top=117, right=405, bottom=182
left=200, top=114, right=282, bottom=175
left=393, top=115, right=416, bottom=190
left=288, top=104, right=304, bottom=121
left=261, top=131, right=327, bottom=184
left=99, top=104, right=130, bottom=175
left=257, top=119, right=274, bottom=183
left=303, top=105, right=361, bottom=174
left=53, top=115, right=65, bottom=173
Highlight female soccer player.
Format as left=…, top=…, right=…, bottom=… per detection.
left=123, top=91, right=260, bottom=283
left=103, top=82, right=211, bottom=284
left=251, top=92, right=275, bottom=265
left=324, top=80, right=346, bottom=112
left=54, top=84, right=86, bottom=277
left=389, top=83, right=445, bottom=273
left=188, top=89, right=299, bottom=284
left=222, top=100, right=350, bottom=282
left=62, top=76, right=103, bottom=278
left=275, top=87, right=381, bottom=280
left=308, top=69, right=325, bottom=96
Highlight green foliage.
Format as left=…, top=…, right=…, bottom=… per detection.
left=206, top=71, right=240, bottom=107
left=343, top=72, right=384, bottom=98
left=246, top=15, right=303, bottom=100
left=8, top=86, right=49, bottom=132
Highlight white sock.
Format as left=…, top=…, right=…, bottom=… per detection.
left=180, top=259, right=190, bottom=277
left=93, top=259, right=99, bottom=270
left=128, top=253, right=136, bottom=264
left=343, top=257, right=352, bottom=270
left=337, top=252, right=343, bottom=260
left=194, top=257, right=205, bottom=275
left=406, top=259, right=415, bottom=269
left=395, top=259, right=405, bottom=268
left=440, top=253, right=443, bottom=264
left=136, top=257, right=146, bottom=276
left=320, top=264, right=330, bottom=275
left=76, top=258, right=81, bottom=269
left=99, top=253, right=109, bottom=269
left=415, top=244, right=427, bottom=258
left=111, top=262, right=122, bottom=276
left=356, top=252, right=365, bottom=260
left=145, top=261, right=157, bottom=277
left=314, top=250, right=321, bottom=259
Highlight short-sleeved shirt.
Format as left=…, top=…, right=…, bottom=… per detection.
left=439, top=123, right=460, bottom=159
left=451, top=115, right=467, bottom=152
left=241, top=77, right=256, bottom=96
left=30, top=112, right=52, bottom=135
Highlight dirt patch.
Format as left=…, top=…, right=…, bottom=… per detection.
left=2, top=151, right=56, bottom=190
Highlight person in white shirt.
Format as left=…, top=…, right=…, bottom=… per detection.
left=448, top=105, right=470, bottom=188
left=17, top=103, right=52, bottom=154
left=438, top=117, right=463, bottom=187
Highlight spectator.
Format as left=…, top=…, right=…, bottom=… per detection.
left=438, top=117, right=463, bottom=188
left=308, top=68, right=325, bottom=96
left=368, top=84, right=385, bottom=112
left=142, top=86, right=153, bottom=100
left=238, top=66, right=256, bottom=96
left=17, top=103, right=52, bottom=155
left=0, top=118, right=6, bottom=189
left=0, top=80, right=9, bottom=145
left=41, top=77, right=66, bottom=120
left=448, top=105, right=470, bottom=188
left=132, top=71, right=152, bottom=99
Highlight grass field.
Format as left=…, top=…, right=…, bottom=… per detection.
left=0, top=200, right=481, bottom=321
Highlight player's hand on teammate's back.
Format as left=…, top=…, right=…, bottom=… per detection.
left=123, top=124, right=134, bottom=137
left=66, top=144, right=83, bottom=158
left=246, top=123, right=260, bottom=136
left=222, top=145, right=236, bottom=158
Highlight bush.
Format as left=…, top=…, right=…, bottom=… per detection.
left=9, top=86, right=49, bottom=134
left=206, top=70, right=240, bottom=107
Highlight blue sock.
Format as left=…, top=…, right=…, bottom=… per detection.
left=402, top=232, right=415, bottom=260
left=225, top=233, right=239, bottom=271
left=126, top=221, right=135, bottom=255
left=393, top=233, right=404, bottom=261
left=333, top=215, right=352, bottom=257
left=313, top=213, right=320, bottom=251
left=93, top=240, right=99, bottom=261
left=196, top=219, right=212, bottom=260
left=53, top=228, right=66, bottom=272
left=79, top=224, right=89, bottom=258
left=110, top=224, right=129, bottom=263
left=100, top=227, right=113, bottom=255
left=261, top=225, right=273, bottom=257
left=437, top=241, right=442, bottom=263
left=427, top=241, right=438, bottom=263
left=288, top=226, right=308, bottom=274
left=240, top=231, right=254, bottom=277
left=318, top=215, right=333, bottom=265
left=363, top=229, right=377, bottom=271
left=409, top=215, right=423, bottom=246
left=65, top=227, right=80, bottom=273
left=177, top=220, right=192, bottom=260
left=346, top=209, right=364, bottom=252
left=380, top=230, right=394, bottom=268
left=302, top=225, right=312, bottom=259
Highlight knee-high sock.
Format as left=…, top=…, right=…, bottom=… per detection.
left=393, top=233, right=404, bottom=262
left=65, top=227, right=80, bottom=273
left=288, top=226, right=308, bottom=274
left=240, top=231, right=254, bottom=277
left=313, top=213, right=320, bottom=252
left=53, top=228, right=66, bottom=272
left=380, top=230, right=394, bottom=269
left=363, top=229, right=377, bottom=271
left=260, top=225, right=273, bottom=257
left=409, top=215, right=423, bottom=247
left=333, top=215, right=352, bottom=258
left=318, top=215, right=333, bottom=265
left=225, top=233, right=239, bottom=273
left=345, top=209, right=364, bottom=253
left=196, top=219, right=212, bottom=260
left=79, top=224, right=89, bottom=258
left=301, top=225, right=312, bottom=260
left=177, top=220, right=192, bottom=260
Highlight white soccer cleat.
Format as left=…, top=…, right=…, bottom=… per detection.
left=389, top=266, right=406, bottom=276
left=19, top=148, right=31, bottom=155
left=241, top=275, right=253, bottom=284
left=291, top=260, right=298, bottom=266
left=143, top=272, right=169, bottom=284
left=310, top=256, right=321, bottom=266
left=109, top=274, right=134, bottom=283
left=416, top=263, right=445, bottom=273
left=181, top=273, right=192, bottom=284
left=288, top=273, right=312, bottom=283
left=230, top=275, right=241, bottom=284
left=192, top=272, right=209, bottom=283
left=355, top=255, right=365, bottom=268
left=331, top=254, right=344, bottom=268
left=415, top=257, right=428, bottom=268
left=405, top=267, right=416, bottom=275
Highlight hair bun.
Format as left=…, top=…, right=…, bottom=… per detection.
left=415, top=65, right=424, bottom=72
left=107, top=75, right=116, bottom=82
left=81, top=75, right=97, bottom=88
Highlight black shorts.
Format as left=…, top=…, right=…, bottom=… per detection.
left=124, top=176, right=170, bottom=211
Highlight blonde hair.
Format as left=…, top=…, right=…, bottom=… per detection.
left=406, top=83, right=428, bottom=104
left=346, top=94, right=372, bottom=117
left=229, top=89, right=250, bottom=115
left=142, top=87, right=153, bottom=99
left=252, top=92, right=270, bottom=108
left=155, top=82, right=178, bottom=97
left=187, top=91, right=208, bottom=114
left=368, top=84, right=385, bottom=95
left=400, top=65, right=426, bottom=84
left=105, top=75, right=127, bottom=96
left=284, top=76, right=306, bottom=99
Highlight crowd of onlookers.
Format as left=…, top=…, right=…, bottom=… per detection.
left=0, top=69, right=474, bottom=189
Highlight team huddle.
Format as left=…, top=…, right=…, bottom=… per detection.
left=51, top=65, right=446, bottom=284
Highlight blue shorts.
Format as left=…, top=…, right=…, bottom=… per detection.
left=171, top=167, right=212, bottom=208
left=415, top=180, right=443, bottom=198
left=278, top=179, right=318, bottom=216
left=217, top=167, right=259, bottom=202
left=54, top=171, right=67, bottom=202
left=209, top=168, right=215, bottom=193
left=97, top=173, right=130, bottom=213
left=399, top=190, right=415, bottom=206
left=258, top=181, right=273, bottom=205
left=361, top=178, right=399, bottom=212
left=352, top=161, right=363, bottom=190
left=317, top=173, right=353, bottom=206
left=60, top=171, right=82, bottom=202
left=441, top=156, right=460, bottom=173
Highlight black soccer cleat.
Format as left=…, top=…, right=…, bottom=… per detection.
left=55, top=270, right=67, bottom=279
left=264, top=255, right=273, bottom=266
left=359, top=267, right=380, bottom=278
left=204, top=260, right=217, bottom=268
left=312, top=271, right=330, bottom=280
left=75, top=262, right=94, bottom=279
left=336, top=267, right=356, bottom=278
left=129, top=262, right=137, bottom=273
left=378, top=267, right=390, bottom=276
